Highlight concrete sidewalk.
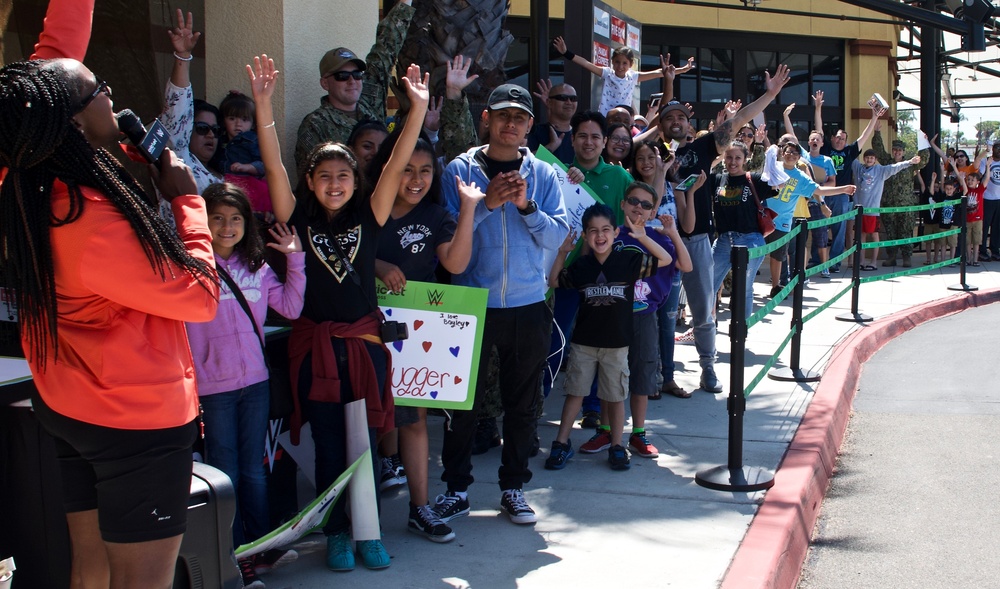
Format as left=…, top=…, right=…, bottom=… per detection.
left=261, top=262, right=1000, bottom=589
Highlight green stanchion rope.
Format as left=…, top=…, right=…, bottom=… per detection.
left=744, top=325, right=797, bottom=398
left=858, top=256, right=961, bottom=283
left=860, top=226, right=960, bottom=249
left=747, top=275, right=799, bottom=329
left=802, top=282, right=854, bottom=324
left=747, top=224, right=801, bottom=259
left=866, top=198, right=960, bottom=215
left=804, top=208, right=855, bottom=230
left=805, top=245, right=856, bottom=278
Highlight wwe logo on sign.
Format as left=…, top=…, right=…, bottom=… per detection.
left=426, top=289, right=445, bottom=306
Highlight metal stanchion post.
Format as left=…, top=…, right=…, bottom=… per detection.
left=696, top=245, right=774, bottom=492
left=837, top=205, right=873, bottom=322
left=949, top=195, right=978, bottom=291
left=771, top=219, right=819, bottom=382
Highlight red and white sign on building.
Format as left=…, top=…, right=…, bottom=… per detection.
left=610, top=16, right=627, bottom=44
left=593, top=41, right=611, bottom=67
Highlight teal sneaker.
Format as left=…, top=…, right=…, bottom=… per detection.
left=357, top=538, right=390, bottom=570
left=325, top=532, right=354, bottom=572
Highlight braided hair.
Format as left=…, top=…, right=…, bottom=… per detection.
left=0, top=59, right=216, bottom=362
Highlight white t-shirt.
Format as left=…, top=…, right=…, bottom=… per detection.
left=599, top=67, right=638, bottom=116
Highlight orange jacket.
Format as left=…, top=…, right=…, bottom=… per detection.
left=26, top=185, right=218, bottom=429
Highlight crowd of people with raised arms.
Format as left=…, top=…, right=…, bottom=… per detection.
left=1, top=2, right=986, bottom=587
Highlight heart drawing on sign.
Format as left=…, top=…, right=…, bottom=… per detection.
left=454, top=375, right=462, bottom=385
left=413, top=319, right=424, bottom=330
left=422, top=341, right=432, bottom=352
left=384, top=309, right=392, bottom=316
left=449, top=346, right=460, bottom=357
left=430, top=390, right=438, bottom=399
left=392, top=340, right=404, bottom=353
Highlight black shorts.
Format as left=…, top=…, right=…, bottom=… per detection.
left=32, top=394, right=198, bottom=543
left=766, top=229, right=790, bottom=261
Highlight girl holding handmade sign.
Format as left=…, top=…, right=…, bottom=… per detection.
left=186, top=183, right=305, bottom=586
left=368, top=130, right=485, bottom=543
left=248, top=54, right=427, bottom=572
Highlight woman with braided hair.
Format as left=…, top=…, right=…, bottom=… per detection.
left=0, top=57, right=219, bottom=588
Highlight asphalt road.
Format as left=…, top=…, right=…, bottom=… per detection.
left=797, top=303, right=1000, bottom=589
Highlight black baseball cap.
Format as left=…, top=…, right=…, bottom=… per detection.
left=488, top=84, right=533, bottom=117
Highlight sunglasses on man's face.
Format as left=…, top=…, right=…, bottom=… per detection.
left=625, top=196, right=655, bottom=210
left=550, top=94, right=578, bottom=103
left=326, top=70, right=364, bottom=82
left=78, top=77, right=112, bottom=112
left=193, top=122, right=223, bottom=137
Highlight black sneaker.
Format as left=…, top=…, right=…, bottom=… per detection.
left=471, top=417, right=501, bottom=455
left=408, top=503, right=455, bottom=543
left=500, top=489, right=536, bottom=524
left=578, top=411, right=600, bottom=429
left=608, top=444, right=631, bottom=471
left=378, top=454, right=406, bottom=491
left=544, top=440, right=574, bottom=470
left=239, top=556, right=266, bottom=589
left=432, top=491, right=470, bottom=523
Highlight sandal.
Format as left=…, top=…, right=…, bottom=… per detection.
left=661, top=382, right=692, bottom=399
left=650, top=390, right=663, bottom=400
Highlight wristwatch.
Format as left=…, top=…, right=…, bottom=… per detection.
left=518, top=200, right=538, bottom=216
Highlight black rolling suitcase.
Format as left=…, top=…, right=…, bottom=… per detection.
left=173, top=462, right=242, bottom=589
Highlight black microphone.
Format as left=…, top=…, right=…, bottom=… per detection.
left=115, top=109, right=169, bottom=164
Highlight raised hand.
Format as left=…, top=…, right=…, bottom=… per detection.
left=401, top=63, right=430, bottom=111
left=784, top=103, right=795, bottom=117
left=456, top=176, right=486, bottom=209
left=754, top=123, right=768, bottom=144
left=553, top=36, right=568, bottom=55
left=266, top=223, right=301, bottom=255
left=424, top=96, right=443, bottom=132
left=445, top=55, right=479, bottom=99
left=624, top=213, right=645, bottom=240
left=764, top=64, right=791, bottom=96
left=660, top=52, right=676, bottom=83
left=167, top=9, right=200, bottom=57
left=547, top=126, right=567, bottom=150
left=812, top=90, right=824, bottom=108
left=246, top=54, right=280, bottom=101
left=534, top=78, right=553, bottom=103
left=558, top=230, right=579, bottom=254
left=909, top=155, right=921, bottom=165
left=656, top=213, right=677, bottom=235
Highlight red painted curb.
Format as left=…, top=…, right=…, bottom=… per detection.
left=720, top=288, right=1000, bottom=589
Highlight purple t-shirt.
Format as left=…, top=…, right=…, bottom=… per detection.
left=615, top=226, right=677, bottom=315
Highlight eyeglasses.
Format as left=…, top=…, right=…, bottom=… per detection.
left=193, top=121, right=223, bottom=137
left=78, top=77, right=111, bottom=112
left=550, top=94, right=578, bottom=103
left=326, top=70, right=364, bottom=82
left=625, top=196, right=655, bottom=210
left=738, top=131, right=755, bottom=139
left=609, top=135, right=631, bottom=145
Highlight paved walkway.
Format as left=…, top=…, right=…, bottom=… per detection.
left=259, top=261, right=1000, bottom=589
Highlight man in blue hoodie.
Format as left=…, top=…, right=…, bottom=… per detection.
left=436, top=84, right=569, bottom=526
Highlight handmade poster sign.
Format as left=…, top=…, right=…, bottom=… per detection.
left=536, top=146, right=599, bottom=235
left=377, top=280, right=488, bottom=409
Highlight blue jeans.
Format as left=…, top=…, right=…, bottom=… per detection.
left=300, top=340, right=384, bottom=536
left=680, top=234, right=716, bottom=370
left=200, top=380, right=270, bottom=546
left=656, top=270, right=683, bottom=384
left=712, top=231, right=766, bottom=319
left=827, top=194, right=851, bottom=261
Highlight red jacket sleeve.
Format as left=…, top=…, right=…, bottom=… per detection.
left=78, top=194, right=219, bottom=322
left=31, top=0, right=95, bottom=61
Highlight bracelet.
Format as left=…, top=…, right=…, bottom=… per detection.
left=562, top=50, right=575, bottom=61
left=173, top=52, right=193, bottom=62
left=261, top=121, right=276, bottom=129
